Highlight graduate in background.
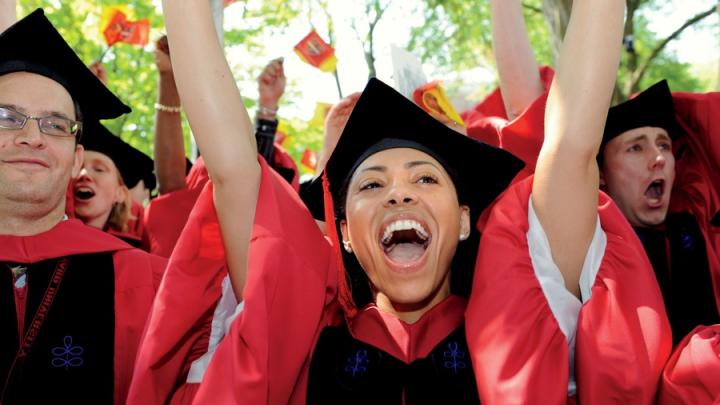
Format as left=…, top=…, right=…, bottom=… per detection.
left=0, top=10, right=166, bottom=404
left=73, top=121, right=154, bottom=248
left=130, top=0, right=669, bottom=404
left=597, top=82, right=720, bottom=404
left=86, top=60, right=156, bottom=246
left=599, top=81, right=720, bottom=343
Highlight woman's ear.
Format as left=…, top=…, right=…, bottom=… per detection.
left=459, top=206, right=471, bottom=241
left=339, top=219, right=352, bottom=252
left=115, top=184, right=129, bottom=204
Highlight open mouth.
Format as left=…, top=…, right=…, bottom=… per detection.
left=380, top=219, right=431, bottom=264
left=74, top=186, right=96, bottom=201
left=645, top=179, right=665, bottom=205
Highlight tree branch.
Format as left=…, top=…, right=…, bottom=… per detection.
left=521, top=2, right=542, bottom=14
left=364, top=0, right=389, bottom=80
left=630, top=4, right=716, bottom=92
left=374, top=1, right=389, bottom=23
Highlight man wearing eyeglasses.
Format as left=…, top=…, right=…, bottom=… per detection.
left=0, top=9, right=166, bottom=404
left=0, top=94, right=84, bottom=230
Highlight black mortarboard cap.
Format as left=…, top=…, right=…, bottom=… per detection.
left=304, top=78, right=524, bottom=222
left=81, top=121, right=154, bottom=189
left=0, top=9, right=130, bottom=120
left=602, top=80, right=681, bottom=150
left=142, top=164, right=157, bottom=192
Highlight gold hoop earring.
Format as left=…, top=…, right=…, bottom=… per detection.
left=343, top=240, right=352, bottom=253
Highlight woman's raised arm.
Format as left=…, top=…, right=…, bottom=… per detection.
left=0, top=0, right=16, bottom=32
left=162, top=0, right=260, bottom=299
left=532, top=0, right=625, bottom=297
left=490, top=0, right=544, bottom=120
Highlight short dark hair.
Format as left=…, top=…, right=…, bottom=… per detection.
left=73, top=99, right=83, bottom=143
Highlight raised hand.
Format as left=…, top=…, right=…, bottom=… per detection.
left=257, top=58, right=286, bottom=119
left=89, top=60, right=108, bottom=85
left=154, top=35, right=172, bottom=76
left=317, top=92, right=361, bottom=174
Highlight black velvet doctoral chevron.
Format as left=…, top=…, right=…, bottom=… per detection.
left=1, top=253, right=116, bottom=404
left=307, top=325, right=480, bottom=405
left=635, top=212, right=720, bottom=344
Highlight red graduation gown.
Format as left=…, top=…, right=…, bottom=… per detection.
left=0, top=219, right=166, bottom=404
left=466, top=177, right=671, bottom=404
left=655, top=91, right=720, bottom=403
left=143, top=156, right=210, bottom=258
left=670, top=90, right=720, bottom=313
left=460, top=66, right=555, bottom=125
left=128, top=158, right=331, bottom=405
left=125, top=200, right=147, bottom=244
left=461, top=67, right=554, bottom=182
left=144, top=146, right=299, bottom=258
left=657, top=325, right=720, bottom=404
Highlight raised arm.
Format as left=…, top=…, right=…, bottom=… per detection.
left=162, top=0, right=260, bottom=299
left=153, top=35, right=188, bottom=195
left=0, top=0, right=16, bottom=32
left=490, top=0, right=543, bottom=120
left=255, top=58, right=285, bottom=164
left=532, top=0, right=625, bottom=297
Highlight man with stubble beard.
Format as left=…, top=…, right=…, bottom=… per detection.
left=599, top=80, right=720, bottom=346
left=0, top=10, right=165, bottom=404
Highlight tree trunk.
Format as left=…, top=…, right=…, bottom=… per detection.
left=365, top=27, right=377, bottom=79
left=210, top=0, right=224, bottom=47
left=363, top=0, right=388, bottom=81
left=541, top=0, right=572, bottom=63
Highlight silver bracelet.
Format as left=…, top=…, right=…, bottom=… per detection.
left=257, top=105, right=278, bottom=116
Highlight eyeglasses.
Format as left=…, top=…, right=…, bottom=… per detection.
left=0, top=105, right=81, bottom=138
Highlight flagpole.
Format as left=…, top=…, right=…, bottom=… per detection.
left=332, top=69, right=343, bottom=99
left=97, top=45, right=113, bottom=64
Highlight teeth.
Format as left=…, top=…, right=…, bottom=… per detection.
left=382, top=219, right=429, bottom=244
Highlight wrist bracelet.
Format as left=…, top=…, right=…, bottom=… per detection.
left=258, top=105, right=278, bottom=116
left=154, top=103, right=182, bottom=113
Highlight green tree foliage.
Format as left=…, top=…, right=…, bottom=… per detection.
left=618, top=15, right=706, bottom=99
left=409, top=0, right=716, bottom=103
left=408, top=1, right=554, bottom=75
left=18, top=0, right=301, bottom=160
left=19, top=0, right=716, bottom=168
left=618, top=1, right=716, bottom=100
left=18, top=0, right=164, bottom=155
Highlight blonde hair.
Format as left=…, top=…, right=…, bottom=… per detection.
left=105, top=172, right=134, bottom=233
